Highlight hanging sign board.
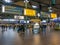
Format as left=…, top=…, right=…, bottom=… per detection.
left=2, top=5, right=22, bottom=15
left=24, top=9, right=36, bottom=16
left=41, top=12, right=50, bottom=18
left=30, top=19, right=40, bottom=22
left=14, top=16, right=24, bottom=19
left=51, top=13, right=57, bottom=18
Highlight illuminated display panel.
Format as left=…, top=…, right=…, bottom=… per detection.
left=2, top=5, right=23, bottom=15
left=51, top=13, right=57, bottom=18
left=24, top=9, right=36, bottom=16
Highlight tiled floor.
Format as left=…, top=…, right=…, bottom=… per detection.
left=0, top=27, right=60, bottom=45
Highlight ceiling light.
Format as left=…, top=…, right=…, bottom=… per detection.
left=2, top=5, right=5, bottom=13
left=37, top=13, right=40, bottom=17
left=24, top=0, right=29, bottom=3
left=48, top=7, right=52, bottom=10
left=49, top=9, right=53, bottom=12
left=32, top=5, right=37, bottom=8
left=3, top=0, right=12, bottom=3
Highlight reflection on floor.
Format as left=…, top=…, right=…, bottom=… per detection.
left=0, top=27, right=60, bottom=45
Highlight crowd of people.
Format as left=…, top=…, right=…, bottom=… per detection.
left=0, top=21, right=55, bottom=34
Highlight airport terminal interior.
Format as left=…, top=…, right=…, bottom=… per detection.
left=0, top=0, right=60, bottom=45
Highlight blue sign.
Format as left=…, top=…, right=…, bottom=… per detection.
left=20, top=20, right=26, bottom=24
left=4, top=5, right=23, bottom=15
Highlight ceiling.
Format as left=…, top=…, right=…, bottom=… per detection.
left=1, top=0, right=60, bottom=17
left=13, top=0, right=60, bottom=8
left=13, top=0, right=60, bottom=17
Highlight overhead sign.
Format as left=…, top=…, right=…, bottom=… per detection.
left=51, top=13, right=57, bottom=18
left=24, top=9, right=36, bottom=16
left=41, top=12, right=50, bottom=18
left=30, top=19, right=40, bottom=22
left=2, top=5, right=23, bottom=15
left=19, top=16, right=24, bottom=19
left=14, top=16, right=24, bottom=19
left=20, top=20, right=26, bottom=24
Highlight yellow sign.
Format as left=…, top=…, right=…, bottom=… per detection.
left=24, top=9, right=36, bottom=16
left=51, top=13, right=57, bottom=18
left=30, top=19, right=41, bottom=22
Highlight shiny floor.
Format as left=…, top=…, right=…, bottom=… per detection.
left=0, top=27, right=60, bottom=45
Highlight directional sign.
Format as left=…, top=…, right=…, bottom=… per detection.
left=2, top=5, right=23, bottom=15
left=24, top=9, right=36, bottom=16
left=51, top=13, right=57, bottom=18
